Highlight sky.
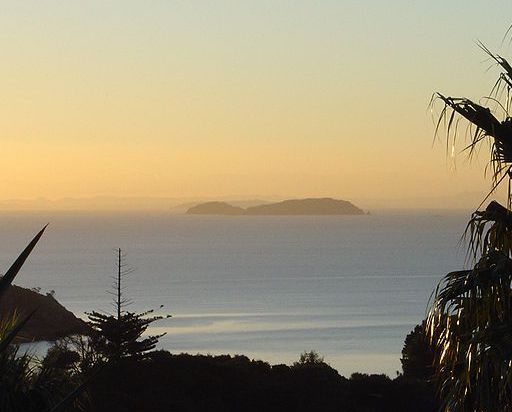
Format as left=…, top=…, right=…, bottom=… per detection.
left=2, top=1, right=512, bottom=209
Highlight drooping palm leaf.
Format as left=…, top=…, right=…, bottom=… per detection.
left=431, top=49, right=512, bottom=204
left=464, top=200, right=512, bottom=261
left=427, top=248, right=512, bottom=410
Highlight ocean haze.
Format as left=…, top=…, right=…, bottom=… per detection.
left=0, top=210, right=468, bottom=376
left=0, top=191, right=492, bottom=211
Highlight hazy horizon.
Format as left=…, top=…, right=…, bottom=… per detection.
left=0, top=190, right=496, bottom=212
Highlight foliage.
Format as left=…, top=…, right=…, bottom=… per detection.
left=427, top=38, right=512, bottom=411
left=83, top=351, right=435, bottom=412
left=427, top=249, right=512, bottom=410
left=43, top=342, right=82, bottom=372
left=87, top=309, right=166, bottom=362
left=293, top=350, right=325, bottom=367
left=0, top=313, right=50, bottom=412
left=401, top=323, right=435, bottom=382
left=44, top=335, right=101, bottom=376
left=86, top=249, right=169, bottom=363
left=431, top=42, right=512, bottom=197
left=0, top=227, right=86, bottom=411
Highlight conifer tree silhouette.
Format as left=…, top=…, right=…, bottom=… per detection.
left=87, top=249, right=169, bottom=362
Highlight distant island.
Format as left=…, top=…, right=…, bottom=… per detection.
left=186, top=198, right=365, bottom=216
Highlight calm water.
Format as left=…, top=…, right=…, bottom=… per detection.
left=0, top=211, right=469, bottom=376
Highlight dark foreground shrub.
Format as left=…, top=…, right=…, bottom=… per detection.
left=85, top=351, right=436, bottom=412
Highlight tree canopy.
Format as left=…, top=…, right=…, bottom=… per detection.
left=86, top=249, right=169, bottom=362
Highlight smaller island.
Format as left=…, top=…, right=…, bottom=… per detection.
left=186, top=198, right=365, bottom=216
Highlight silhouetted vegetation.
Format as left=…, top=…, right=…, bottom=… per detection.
left=36, top=336, right=439, bottom=412
left=427, top=36, right=512, bottom=410
left=0, top=227, right=87, bottom=411
left=77, top=351, right=435, bottom=412
left=86, top=249, right=169, bottom=363
left=401, top=322, right=435, bottom=382
left=87, top=310, right=165, bottom=363
left=293, top=349, right=325, bottom=367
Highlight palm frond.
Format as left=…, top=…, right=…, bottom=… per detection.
left=427, top=249, right=512, bottom=411
left=464, top=200, right=512, bottom=261
left=0, top=225, right=47, bottom=296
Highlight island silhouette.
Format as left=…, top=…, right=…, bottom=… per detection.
left=186, top=197, right=365, bottom=216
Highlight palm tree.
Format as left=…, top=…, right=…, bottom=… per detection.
left=427, top=43, right=512, bottom=410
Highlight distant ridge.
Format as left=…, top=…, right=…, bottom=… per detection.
left=186, top=201, right=245, bottom=215
left=186, top=198, right=365, bottom=216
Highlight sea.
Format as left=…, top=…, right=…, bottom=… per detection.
left=0, top=210, right=470, bottom=377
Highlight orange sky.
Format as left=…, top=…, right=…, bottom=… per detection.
left=1, top=1, right=511, bottom=209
